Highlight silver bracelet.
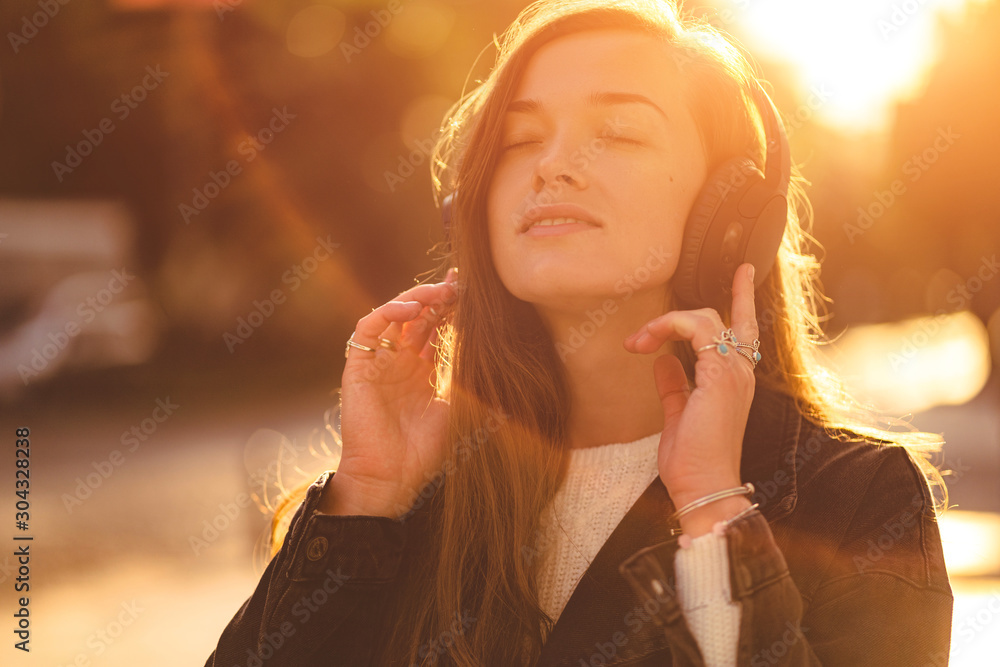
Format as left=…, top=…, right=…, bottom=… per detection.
left=670, top=482, right=755, bottom=522
left=720, top=502, right=760, bottom=529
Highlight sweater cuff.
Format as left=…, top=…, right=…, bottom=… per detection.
left=674, top=530, right=733, bottom=610
left=674, top=530, right=740, bottom=667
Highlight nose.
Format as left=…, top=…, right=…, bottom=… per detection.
left=531, top=135, right=587, bottom=194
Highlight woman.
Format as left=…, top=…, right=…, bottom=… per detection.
left=206, top=1, right=954, bottom=665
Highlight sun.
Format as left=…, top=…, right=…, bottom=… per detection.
left=709, top=0, right=987, bottom=132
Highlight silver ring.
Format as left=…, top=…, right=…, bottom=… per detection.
left=735, top=338, right=761, bottom=367
left=694, top=328, right=761, bottom=370
left=345, top=334, right=395, bottom=358
left=345, top=336, right=375, bottom=358
left=735, top=347, right=758, bottom=370
left=695, top=328, right=737, bottom=356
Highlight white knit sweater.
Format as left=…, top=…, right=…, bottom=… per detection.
left=535, top=433, right=740, bottom=666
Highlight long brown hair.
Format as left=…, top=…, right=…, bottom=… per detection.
left=266, top=1, right=949, bottom=664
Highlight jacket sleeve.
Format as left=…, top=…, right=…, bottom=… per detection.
left=204, top=470, right=409, bottom=667
left=619, top=451, right=954, bottom=666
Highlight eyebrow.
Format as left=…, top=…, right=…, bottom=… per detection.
left=504, top=91, right=669, bottom=122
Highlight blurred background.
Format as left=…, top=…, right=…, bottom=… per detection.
left=0, top=0, right=997, bottom=664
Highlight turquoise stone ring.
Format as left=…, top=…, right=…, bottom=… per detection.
left=695, top=327, right=760, bottom=370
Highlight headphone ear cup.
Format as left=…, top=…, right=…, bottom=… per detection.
left=673, top=157, right=761, bottom=310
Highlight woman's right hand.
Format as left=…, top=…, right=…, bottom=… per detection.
left=321, top=268, right=460, bottom=519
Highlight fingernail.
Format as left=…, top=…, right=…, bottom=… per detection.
left=748, top=264, right=756, bottom=282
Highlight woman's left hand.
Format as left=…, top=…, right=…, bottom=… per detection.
left=623, top=262, right=759, bottom=520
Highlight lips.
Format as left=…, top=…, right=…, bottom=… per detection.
left=519, top=203, right=601, bottom=233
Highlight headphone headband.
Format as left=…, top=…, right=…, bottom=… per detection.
left=746, top=82, right=790, bottom=213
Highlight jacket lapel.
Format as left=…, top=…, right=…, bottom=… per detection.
left=534, top=475, right=677, bottom=666
left=534, top=387, right=802, bottom=666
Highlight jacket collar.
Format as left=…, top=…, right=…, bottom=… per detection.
left=534, top=386, right=803, bottom=666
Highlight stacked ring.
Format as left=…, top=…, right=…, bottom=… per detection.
left=345, top=333, right=397, bottom=359
left=695, top=327, right=761, bottom=370
left=735, top=338, right=762, bottom=369
left=694, top=328, right=738, bottom=356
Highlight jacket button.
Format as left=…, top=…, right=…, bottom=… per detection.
left=306, top=536, right=329, bottom=561
left=652, top=579, right=665, bottom=596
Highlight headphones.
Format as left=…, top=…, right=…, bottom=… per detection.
left=440, top=80, right=790, bottom=312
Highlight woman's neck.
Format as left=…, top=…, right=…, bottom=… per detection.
left=535, top=288, right=679, bottom=449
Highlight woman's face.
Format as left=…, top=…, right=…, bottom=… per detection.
left=487, top=28, right=708, bottom=312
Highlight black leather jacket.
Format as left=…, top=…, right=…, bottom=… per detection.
left=205, top=386, right=953, bottom=666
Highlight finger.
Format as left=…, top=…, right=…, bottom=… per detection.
left=394, top=280, right=459, bottom=311
left=624, top=309, right=724, bottom=355
left=730, top=263, right=759, bottom=343
left=351, top=281, right=457, bottom=355
left=418, top=277, right=458, bottom=363
left=348, top=300, right=426, bottom=360
left=399, top=282, right=458, bottom=352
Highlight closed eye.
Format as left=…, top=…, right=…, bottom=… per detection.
left=501, top=140, right=539, bottom=152
left=603, top=135, right=642, bottom=145
left=501, top=135, right=642, bottom=152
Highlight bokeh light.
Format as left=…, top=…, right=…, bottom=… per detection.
left=819, top=311, right=992, bottom=414
left=286, top=5, right=347, bottom=58
left=383, top=0, right=457, bottom=59
left=940, top=510, right=1000, bottom=577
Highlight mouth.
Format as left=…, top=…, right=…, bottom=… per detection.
left=520, top=218, right=602, bottom=237
left=518, top=204, right=602, bottom=234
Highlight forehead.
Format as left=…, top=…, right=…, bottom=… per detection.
left=505, top=29, right=680, bottom=118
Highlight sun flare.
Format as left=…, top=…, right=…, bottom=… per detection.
left=711, top=0, right=987, bottom=131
